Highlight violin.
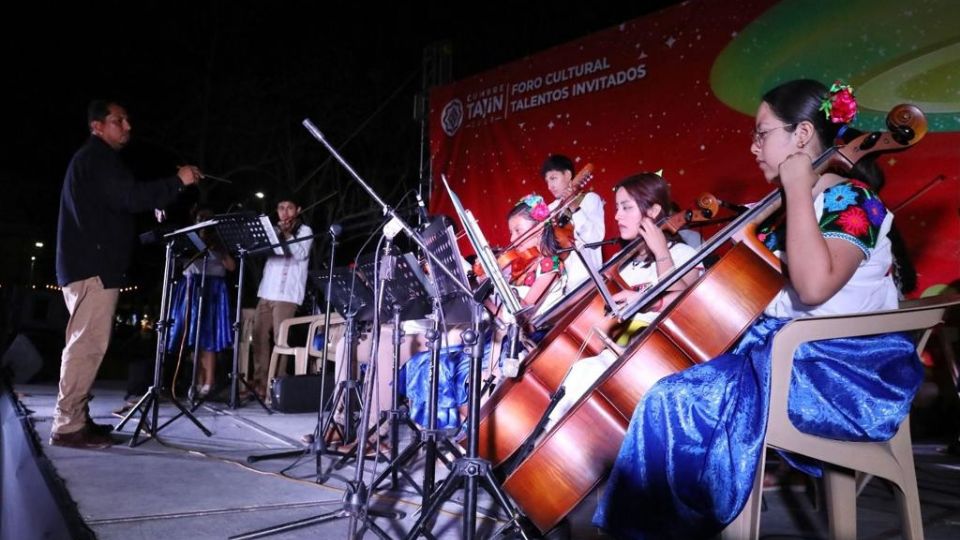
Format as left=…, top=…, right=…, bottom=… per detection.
left=473, top=219, right=578, bottom=285
left=500, top=163, right=595, bottom=255
left=472, top=246, right=541, bottom=284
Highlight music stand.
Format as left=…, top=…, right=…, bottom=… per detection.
left=311, top=266, right=376, bottom=466
left=215, top=212, right=283, bottom=412
left=401, top=178, right=533, bottom=539
left=356, top=251, right=436, bottom=493
left=233, top=262, right=400, bottom=540
left=115, top=223, right=213, bottom=446
left=275, top=118, right=528, bottom=540
left=421, top=217, right=474, bottom=324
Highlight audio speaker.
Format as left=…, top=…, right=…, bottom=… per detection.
left=269, top=373, right=335, bottom=414
left=1, top=334, right=44, bottom=383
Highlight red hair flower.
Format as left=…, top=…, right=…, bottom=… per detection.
left=820, top=80, right=857, bottom=124
left=520, top=193, right=551, bottom=221
left=523, top=272, right=536, bottom=286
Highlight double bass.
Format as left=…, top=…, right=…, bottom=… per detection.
left=500, top=104, right=929, bottom=532
left=477, top=193, right=724, bottom=466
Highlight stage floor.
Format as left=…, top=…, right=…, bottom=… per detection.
left=16, top=381, right=960, bottom=539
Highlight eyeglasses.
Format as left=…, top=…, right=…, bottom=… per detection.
left=751, top=123, right=796, bottom=145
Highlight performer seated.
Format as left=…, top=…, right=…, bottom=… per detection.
left=594, top=79, right=923, bottom=539
left=542, top=172, right=701, bottom=434
left=405, top=193, right=579, bottom=432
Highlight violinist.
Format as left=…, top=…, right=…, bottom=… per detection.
left=595, top=80, right=924, bottom=539
left=542, top=172, right=701, bottom=433
left=401, top=194, right=576, bottom=433
left=541, top=154, right=605, bottom=288
left=502, top=193, right=572, bottom=314
left=251, top=193, right=314, bottom=401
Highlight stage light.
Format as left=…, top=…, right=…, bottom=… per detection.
left=255, top=192, right=265, bottom=199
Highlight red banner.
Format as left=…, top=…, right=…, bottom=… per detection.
left=429, top=0, right=960, bottom=295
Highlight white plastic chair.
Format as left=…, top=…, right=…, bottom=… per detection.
left=723, top=294, right=960, bottom=540
left=306, top=312, right=345, bottom=372
left=266, top=315, right=320, bottom=385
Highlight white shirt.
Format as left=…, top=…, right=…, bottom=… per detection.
left=765, top=190, right=898, bottom=319
left=257, top=223, right=314, bottom=305
left=549, top=191, right=604, bottom=290
left=620, top=242, right=700, bottom=324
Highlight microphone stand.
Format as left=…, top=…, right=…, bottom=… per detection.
left=232, top=231, right=402, bottom=540
left=244, top=225, right=343, bottom=466
left=301, top=119, right=528, bottom=539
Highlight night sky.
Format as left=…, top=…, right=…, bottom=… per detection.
left=1, top=1, right=677, bottom=290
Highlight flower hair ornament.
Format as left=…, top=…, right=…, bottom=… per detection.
left=519, top=193, right=551, bottom=221
left=820, top=80, right=858, bottom=126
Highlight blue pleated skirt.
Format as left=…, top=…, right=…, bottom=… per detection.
left=166, top=275, right=234, bottom=353
left=593, top=315, right=922, bottom=539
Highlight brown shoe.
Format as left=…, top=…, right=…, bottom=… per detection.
left=86, top=420, right=114, bottom=436
left=50, top=426, right=113, bottom=449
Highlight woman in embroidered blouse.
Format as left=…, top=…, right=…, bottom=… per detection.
left=503, top=193, right=570, bottom=314
left=593, top=79, right=923, bottom=539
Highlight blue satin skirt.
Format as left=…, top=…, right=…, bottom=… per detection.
left=405, top=345, right=470, bottom=430
left=593, top=315, right=921, bottom=539
left=166, top=275, right=233, bottom=353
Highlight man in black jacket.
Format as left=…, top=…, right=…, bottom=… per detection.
left=51, top=99, right=202, bottom=449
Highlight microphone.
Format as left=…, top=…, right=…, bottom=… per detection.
left=502, top=323, right=523, bottom=378
left=329, top=223, right=342, bottom=237
left=415, top=191, right=429, bottom=225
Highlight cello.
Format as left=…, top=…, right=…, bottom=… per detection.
left=501, top=104, right=928, bottom=533
left=476, top=193, right=723, bottom=466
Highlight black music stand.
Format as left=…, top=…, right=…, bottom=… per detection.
left=356, top=251, right=434, bottom=493
left=300, top=266, right=379, bottom=474
left=422, top=217, right=473, bottom=324
left=233, top=262, right=401, bottom=540
left=215, top=212, right=283, bottom=412
left=115, top=223, right=214, bottom=446
left=402, top=181, right=532, bottom=539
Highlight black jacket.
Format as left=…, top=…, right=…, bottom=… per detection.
left=56, top=136, right=183, bottom=288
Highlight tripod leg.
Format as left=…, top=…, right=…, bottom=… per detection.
left=157, top=395, right=213, bottom=436
left=124, top=392, right=157, bottom=447
left=403, top=467, right=465, bottom=540
left=370, top=435, right=426, bottom=495
left=114, top=389, right=153, bottom=431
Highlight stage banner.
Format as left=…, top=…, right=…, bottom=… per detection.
left=429, top=0, right=959, bottom=295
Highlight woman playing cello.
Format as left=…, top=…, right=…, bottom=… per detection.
left=542, top=172, right=702, bottom=433
left=594, top=79, right=923, bottom=539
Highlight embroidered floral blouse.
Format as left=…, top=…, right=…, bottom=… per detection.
left=763, top=180, right=899, bottom=319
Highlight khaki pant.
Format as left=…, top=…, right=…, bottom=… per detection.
left=252, top=298, right=298, bottom=386
left=332, top=321, right=464, bottom=425
left=52, top=276, right=120, bottom=435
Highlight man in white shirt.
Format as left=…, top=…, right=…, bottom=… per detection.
left=541, top=154, right=605, bottom=290
left=251, top=194, right=313, bottom=399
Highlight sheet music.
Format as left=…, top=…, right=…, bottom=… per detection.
left=259, top=215, right=285, bottom=256
left=441, top=175, right=522, bottom=316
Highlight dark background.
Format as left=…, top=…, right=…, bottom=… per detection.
left=0, top=2, right=678, bottom=379
left=2, top=1, right=679, bottom=288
